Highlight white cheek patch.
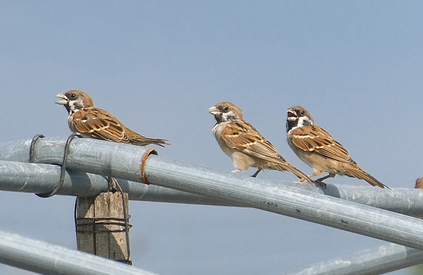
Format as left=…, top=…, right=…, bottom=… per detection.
left=69, top=99, right=85, bottom=113
left=222, top=110, right=238, bottom=122
left=287, top=115, right=313, bottom=133
left=69, top=102, right=79, bottom=114
left=298, top=116, right=313, bottom=127
left=222, top=112, right=231, bottom=122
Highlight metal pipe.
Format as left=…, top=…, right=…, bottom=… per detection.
left=1, top=138, right=423, bottom=215
left=2, top=138, right=423, bottom=252
left=144, top=155, right=423, bottom=251
left=3, top=159, right=423, bottom=212
left=283, top=243, right=423, bottom=275
left=0, top=231, right=158, bottom=275
left=0, top=160, right=237, bottom=205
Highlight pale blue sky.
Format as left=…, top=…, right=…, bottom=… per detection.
left=1, top=1, right=423, bottom=274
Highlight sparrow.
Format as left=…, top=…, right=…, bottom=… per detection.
left=209, top=102, right=313, bottom=183
left=286, top=106, right=389, bottom=189
left=415, top=177, right=423, bottom=189
left=56, top=90, right=169, bottom=147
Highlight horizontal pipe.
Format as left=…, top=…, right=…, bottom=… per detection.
left=0, top=160, right=238, bottom=206
left=1, top=138, right=423, bottom=215
left=0, top=231, right=158, bottom=275
left=283, top=243, right=423, bottom=275
left=2, top=138, right=423, bottom=254
left=3, top=160, right=423, bottom=213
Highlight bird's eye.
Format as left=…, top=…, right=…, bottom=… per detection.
left=69, top=94, right=76, bottom=99
left=223, top=106, right=229, bottom=112
left=300, top=110, right=305, bottom=116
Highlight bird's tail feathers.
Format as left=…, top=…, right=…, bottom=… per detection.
left=347, top=165, right=389, bottom=189
left=275, top=162, right=313, bottom=183
left=125, top=127, right=169, bottom=147
left=131, top=137, right=169, bottom=147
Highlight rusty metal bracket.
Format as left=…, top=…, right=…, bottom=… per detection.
left=140, top=148, right=158, bottom=185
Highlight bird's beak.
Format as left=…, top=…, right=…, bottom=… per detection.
left=287, top=109, right=297, bottom=120
left=208, top=106, right=220, bottom=116
left=56, top=93, right=69, bottom=105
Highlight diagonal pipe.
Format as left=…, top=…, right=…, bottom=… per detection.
left=1, top=138, right=423, bottom=251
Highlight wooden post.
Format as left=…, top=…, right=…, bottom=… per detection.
left=75, top=192, right=131, bottom=264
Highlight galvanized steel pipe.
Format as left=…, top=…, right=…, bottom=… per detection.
left=0, top=231, right=158, bottom=275
left=284, top=243, right=423, bottom=275
left=2, top=138, right=423, bottom=251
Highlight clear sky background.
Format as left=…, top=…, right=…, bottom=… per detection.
left=1, top=1, right=423, bottom=274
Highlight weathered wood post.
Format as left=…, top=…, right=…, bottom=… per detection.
left=75, top=191, right=132, bottom=264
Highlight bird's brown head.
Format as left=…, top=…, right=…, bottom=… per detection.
left=209, top=102, right=243, bottom=124
left=415, top=177, right=423, bottom=189
left=56, top=90, right=95, bottom=114
left=286, top=106, right=314, bottom=132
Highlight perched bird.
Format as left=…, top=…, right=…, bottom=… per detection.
left=415, top=177, right=423, bottom=189
left=286, top=106, right=389, bottom=189
left=56, top=90, right=169, bottom=147
left=209, top=102, right=313, bottom=183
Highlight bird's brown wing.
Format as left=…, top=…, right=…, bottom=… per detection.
left=70, top=108, right=129, bottom=143
left=290, top=125, right=353, bottom=163
left=221, top=120, right=286, bottom=163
